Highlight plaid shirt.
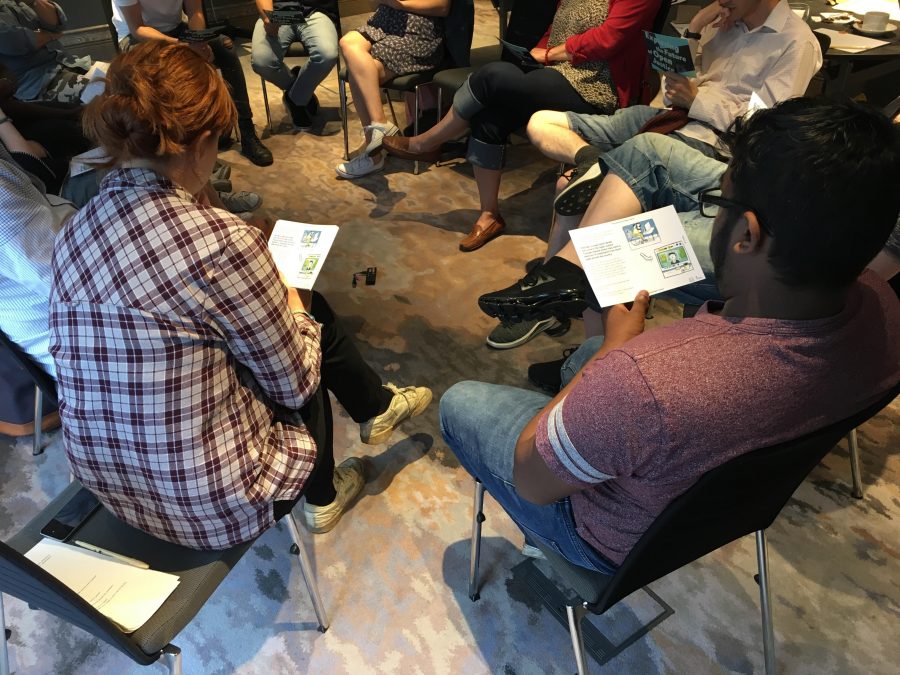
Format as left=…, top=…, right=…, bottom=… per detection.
left=49, top=168, right=322, bottom=550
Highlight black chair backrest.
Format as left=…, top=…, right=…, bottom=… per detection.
left=444, top=0, right=476, bottom=68
left=814, top=30, right=831, bottom=57
left=0, top=329, right=57, bottom=406
left=595, top=381, right=900, bottom=611
left=99, top=0, right=121, bottom=53
left=0, top=540, right=158, bottom=665
left=651, top=0, right=673, bottom=35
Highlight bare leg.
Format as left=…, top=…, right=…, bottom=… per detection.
left=407, top=107, right=471, bottom=152
left=554, top=173, right=642, bottom=266
left=527, top=110, right=589, bottom=163
left=340, top=32, right=395, bottom=155
left=474, top=165, right=502, bottom=214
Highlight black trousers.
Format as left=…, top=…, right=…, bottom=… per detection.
left=273, top=292, right=392, bottom=515
left=467, top=61, right=601, bottom=146
left=121, top=25, right=255, bottom=125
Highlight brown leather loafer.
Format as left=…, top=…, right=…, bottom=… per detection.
left=382, top=136, right=442, bottom=163
left=459, top=214, right=506, bottom=252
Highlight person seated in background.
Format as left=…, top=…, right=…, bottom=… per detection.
left=112, top=0, right=274, bottom=167
left=251, top=0, right=339, bottom=130
left=382, top=0, right=662, bottom=254
left=0, top=133, right=73, bottom=376
left=478, top=0, right=823, bottom=349
left=335, top=0, right=450, bottom=180
left=49, top=42, right=432, bottom=549
left=528, top=0, right=821, bottom=218
left=440, top=97, right=900, bottom=573
left=0, top=0, right=91, bottom=103
left=0, top=62, right=89, bottom=162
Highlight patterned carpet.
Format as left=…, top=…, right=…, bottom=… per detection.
left=2, top=3, right=899, bottom=672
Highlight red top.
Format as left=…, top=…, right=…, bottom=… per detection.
left=536, top=0, right=662, bottom=107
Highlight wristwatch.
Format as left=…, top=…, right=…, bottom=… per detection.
left=682, top=28, right=702, bottom=40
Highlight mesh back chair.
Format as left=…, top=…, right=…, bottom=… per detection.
left=0, top=330, right=57, bottom=456
left=1, top=481, right=329, bottom=675
left=467, top=382, right=900, bottom=674
left=338, top=0, right=475, bottom=172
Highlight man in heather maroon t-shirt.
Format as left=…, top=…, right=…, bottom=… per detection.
left=440, top=97, right=900, bottom=574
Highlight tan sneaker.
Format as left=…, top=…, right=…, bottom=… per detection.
left=302, top=457, right=366, bottom=534
left=359, top=383, right=433, bottom=445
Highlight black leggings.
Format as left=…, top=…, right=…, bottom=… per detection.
left=466, top=61, right=603, bottom=145
left=273, top=292, right=393, bottom=514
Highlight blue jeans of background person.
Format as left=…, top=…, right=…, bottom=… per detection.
left=439, top=345, right=617, bottom=574
left=566, top=105, right=719, bottom=158
left=251, top=13, right=339, bottom=106
left=600, top=133, right=728, bottom=305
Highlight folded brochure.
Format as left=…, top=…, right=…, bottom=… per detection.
left=569, top=205, right=706, bottom=307
left=644, top=31, right=696, bottom=76
left=267, top=221, right=339, bottom=290
left=25, top=538, right=180, bottom=633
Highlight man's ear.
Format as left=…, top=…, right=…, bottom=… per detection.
left=733, top=211, right=765, bottom=254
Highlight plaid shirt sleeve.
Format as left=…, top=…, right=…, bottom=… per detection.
left=205, top=222, right=322, bottom=410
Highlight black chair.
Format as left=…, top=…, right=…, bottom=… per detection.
left=338, top=0, right=476, bottom=172
left=259, top=12, right=345, bottom=135
left=0, top=330, right=57, bottom=456
left=99, top=0, right=122, bottom=54
left=0, top=482, right=329, bottom=674
left=467, top=382, right=900, bottom=674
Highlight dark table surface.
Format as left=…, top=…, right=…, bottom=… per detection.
left=806, top=0, right=900, bottom=60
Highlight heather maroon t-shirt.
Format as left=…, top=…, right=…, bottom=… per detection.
left=535, top=271, right=900, bottom=565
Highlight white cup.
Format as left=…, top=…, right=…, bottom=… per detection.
left=861, top=11, right=890, bottom=31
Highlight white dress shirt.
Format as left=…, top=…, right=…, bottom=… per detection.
left=674, top=0, right=823, bottom=147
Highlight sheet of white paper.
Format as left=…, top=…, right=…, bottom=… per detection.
left=815, top=27, right=890, bottom=51
left=267, top=221, right=339, bottom=290
left=69, top=146, right=110, bottom=177
left=835, top=0, right=900, bottom=21
left=569, top=206, right=706, bottom=307
left=25, top=539, right=180, bottom=633
left=746, top=91, right=769, bottom=118
left=79, top=61, right=109, bottom=104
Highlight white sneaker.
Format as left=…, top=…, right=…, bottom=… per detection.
left=302, top=457, right=366, bottom=533
left=359, top=383, right=433, bottom=445
left=363, top=121, right=400, bottom=156
left=335, top=152, right=385, bottom=179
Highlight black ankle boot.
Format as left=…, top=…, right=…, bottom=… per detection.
left=239, top=124, right=273, bottom=167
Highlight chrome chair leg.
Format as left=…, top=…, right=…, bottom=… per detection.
left=260, top=76, right=273, bottom=135
left=162, top=644, right=181, bottom=675
left=566, top=603, right=590, bottom=675
left=755, top=530, right=776, bottom=675
left=286, top=513, right=330, bottom=632
left=413, top=84, right=421, bottom=175
left=1, top=593, right=10, bottom=675
left=468, top=480, right=486, bottom=601
left=847, top=429, right=864, bottom=499
left=338, top=75, right=350, bottom=160
left=384, top=89, right=400, bottom=130
left=646, top=297, right=656, bottom=320
left=32, top=385, right=43, bottom=456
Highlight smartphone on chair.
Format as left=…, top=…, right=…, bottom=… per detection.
left=39, top=487, right=101, bottom=542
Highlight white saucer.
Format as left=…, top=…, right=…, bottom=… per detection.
left=851, top=21, right=897, bottom=36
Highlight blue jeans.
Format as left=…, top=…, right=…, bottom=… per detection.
left=250, top=13, right=339, bottom=105
left=439, top=349, right=617, bottom=574
left=599, top=133, right=728, bottom=304
left=566, top=105, right=719, bottom=158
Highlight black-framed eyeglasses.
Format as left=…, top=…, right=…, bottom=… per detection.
left=698, top=188, right=774, bottom=237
